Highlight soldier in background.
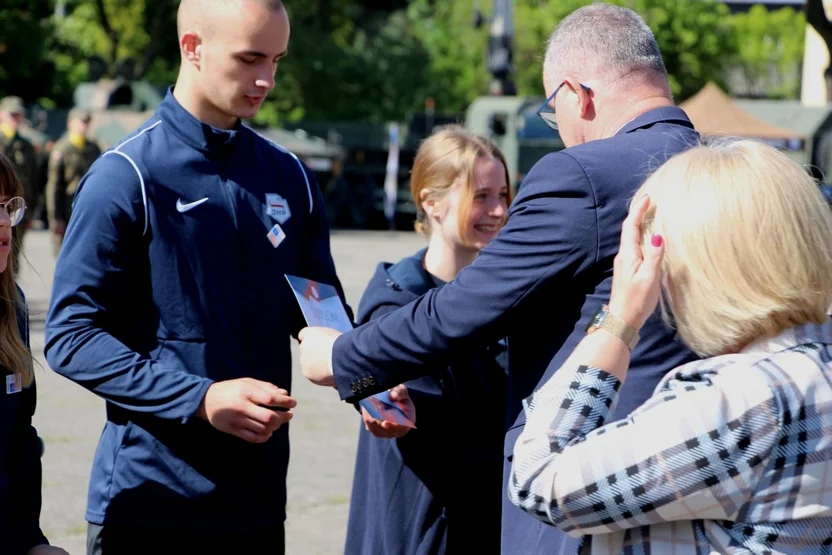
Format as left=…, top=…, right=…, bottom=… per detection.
left=32, top=139, right=55, bottom=231
left=46, top=108, right=101, bottom=257
left=0, top=96, right=37, bottom=269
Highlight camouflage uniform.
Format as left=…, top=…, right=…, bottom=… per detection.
left=0, top=96, right=36, bottom=269
left=46, top=109, right=101, bottom=256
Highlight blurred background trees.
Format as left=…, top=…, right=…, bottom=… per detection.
left=0, top=0, right=807, bottom=122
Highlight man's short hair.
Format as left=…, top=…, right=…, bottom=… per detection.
left=544, top=3, right=667, bottom=85
left=177, top=0, right=285, bottom=39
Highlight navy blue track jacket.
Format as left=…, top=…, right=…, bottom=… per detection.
left=44, top=89, right=349, bottom=530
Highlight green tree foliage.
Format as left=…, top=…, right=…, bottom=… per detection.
left=264, top=4, right=436, bottom=125
left=512, top=0, right=584, bottom=97
left=0, top=1, right=55, bottom=102
left=628, top=0, right=735, bottom=101
left=0, top=0, right=810, bottom=118
left=513, top=0, right=736, bottom=102
left=405, top=0, right=490, bottom=115
left=730, top=5, right=805, bottom=98
left=48, top=0, right=179, bottom=104
left=415, top=0, right=808, bottom=105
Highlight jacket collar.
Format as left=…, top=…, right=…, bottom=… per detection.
left=157, top=86, right=241, bottom=155
left=741, top=319, right=832, bottom=356
left=387, top=248, right=439, bottom=297
left=615, top=106, right=694, bottom=136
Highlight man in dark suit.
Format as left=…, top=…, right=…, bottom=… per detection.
left=300, top=3, right=700, bottom=553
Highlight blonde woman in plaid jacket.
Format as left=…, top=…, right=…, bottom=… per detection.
left=509, top=139, right=832, bottom=554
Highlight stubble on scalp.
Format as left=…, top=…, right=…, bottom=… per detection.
left=176, top=0, right=285, bottom=41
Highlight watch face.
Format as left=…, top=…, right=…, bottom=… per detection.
left=586, top=306, right=607, bottom=331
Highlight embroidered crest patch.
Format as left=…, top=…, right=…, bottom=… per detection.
left=265, top=193, right=291, bottom=224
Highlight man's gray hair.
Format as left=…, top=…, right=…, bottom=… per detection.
left=544, top=3, right=667, bottom=86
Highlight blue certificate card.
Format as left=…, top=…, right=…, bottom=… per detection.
left=285, top=274, right=416, bottom=429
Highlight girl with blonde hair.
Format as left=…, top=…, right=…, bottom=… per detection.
left=346, top=125, right=512, bottom=554
left=509, top=139, right=832, bottom=553
left=0, top=153, right=68, bottom=555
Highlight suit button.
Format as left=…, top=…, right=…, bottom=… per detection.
left=350, top=383, right=357, bottom=393
left=362, top=378, right=370, bottom=387
left=368, top=377, right=376, bottom=386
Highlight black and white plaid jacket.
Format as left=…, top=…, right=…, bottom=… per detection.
left=509, top=322, right=832, bottom=554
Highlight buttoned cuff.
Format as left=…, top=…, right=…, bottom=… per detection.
left=348, top=374, right=377, bottom=395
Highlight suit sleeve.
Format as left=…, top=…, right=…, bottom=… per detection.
left=361, top=302, right=450, bottom=434
left=44, top=154, right=213, bottom=422
left=292, top=163, right=354, bottom=338
left=332, top=152, right=598, bottom=402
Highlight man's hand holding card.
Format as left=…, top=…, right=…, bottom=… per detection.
left=287, top=275, right=417, bottom=435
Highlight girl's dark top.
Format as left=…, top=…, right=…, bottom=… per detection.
left=345, top=249, right=508, bottom=555
left=0, top=290, right=47, bottom=554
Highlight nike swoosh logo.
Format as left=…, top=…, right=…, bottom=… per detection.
left=176, top=197, right=209, bottom=213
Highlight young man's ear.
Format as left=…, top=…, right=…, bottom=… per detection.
left=181, top=32, right=203, bottom=69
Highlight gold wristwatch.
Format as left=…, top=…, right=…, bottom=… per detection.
left=585, top=305, right=640, bottom=351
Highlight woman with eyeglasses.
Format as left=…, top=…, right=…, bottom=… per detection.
left=0, top=153, right=68, bottom=555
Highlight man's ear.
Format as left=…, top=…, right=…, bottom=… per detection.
left=563, top=76, right=592, bottom=119
left=181, top=32, right=202, bottom=69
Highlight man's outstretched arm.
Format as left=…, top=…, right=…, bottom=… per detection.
left=300, top=152, right=599, bottom=402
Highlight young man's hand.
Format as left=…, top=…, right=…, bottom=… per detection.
left=196, top=378, right=296, bottom=443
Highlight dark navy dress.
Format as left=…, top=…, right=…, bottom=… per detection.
left=345, top=249, right=508, bottom=554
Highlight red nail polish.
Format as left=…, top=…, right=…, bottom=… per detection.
left=651, top=234, right=663, bottom=247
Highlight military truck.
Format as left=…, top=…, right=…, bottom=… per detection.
left=732, top=98, right=832, bottom=182
left=283, top=98, right=566, bottom=230
left=70, top=80, right=346, bottom=166
left=465, top=95, right=565, bottom=191
left=71, top=79, right=163, bottom=149
left=465, top=0, right=567, bottom=190
left=70, top=80, right=349, bottom=203
left=285, top=113, right=462, bottom=229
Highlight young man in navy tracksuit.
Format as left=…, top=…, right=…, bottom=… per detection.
left=44, top=1, right=349, bottom=553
